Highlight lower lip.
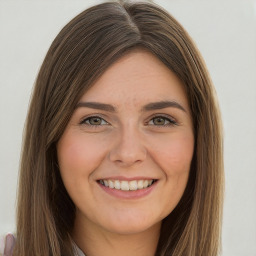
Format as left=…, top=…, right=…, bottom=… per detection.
left=98, top=181, right=158, bottom=199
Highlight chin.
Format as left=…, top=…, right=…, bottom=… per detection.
left=99, top=212, right=162, bottom=235
left=106, top=223, right=159, bottom=235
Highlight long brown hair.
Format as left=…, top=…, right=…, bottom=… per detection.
left=14, top=1, right=224, bottom=255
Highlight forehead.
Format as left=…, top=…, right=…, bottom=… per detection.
left=80, top=50, right=188, bottom=108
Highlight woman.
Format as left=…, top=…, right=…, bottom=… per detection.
left=1, top=1, right=224, bottom=255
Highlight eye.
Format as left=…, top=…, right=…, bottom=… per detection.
left=148, top=116, right=177, bottom=126
left=80, top=116, right=109, bottom=126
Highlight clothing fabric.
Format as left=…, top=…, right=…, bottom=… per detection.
left=0, top=233, right=15, bottom=256
left=72, top=241, right=86, bottom=256
left=0, top=233, right=85, bottom=256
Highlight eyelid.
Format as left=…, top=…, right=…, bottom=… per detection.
left=79, top=115, right=109, bottom=126
left=147, top=114, right=178, bottom=126
left=78, top=113, right=178, bottom=127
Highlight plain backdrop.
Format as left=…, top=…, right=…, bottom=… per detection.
left=0, top=1, right=255, bottom=255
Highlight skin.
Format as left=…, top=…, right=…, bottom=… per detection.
left=57, top=50, right=194, bottom=256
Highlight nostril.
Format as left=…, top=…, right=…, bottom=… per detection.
left=109, top=146, right=147, bottom=165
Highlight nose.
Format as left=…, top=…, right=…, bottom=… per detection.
left=109, top=126, right=147, bottom=167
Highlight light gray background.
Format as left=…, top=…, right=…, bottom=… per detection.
left=0, top=1, right=255, bottom=255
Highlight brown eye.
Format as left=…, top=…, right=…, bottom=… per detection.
left=148, top=116, right=177, bottom=126
left=89, top=117, right=102, bottom=125
left=153, top=117, right=166, bottom=125
left=81, top=116, right=108, bottom=126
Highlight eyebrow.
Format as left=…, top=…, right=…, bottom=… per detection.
left=76, top=102, right=116, bottom=112
left=142, top=100, right=186, bottom=112
left=76, top=100, right=186, bottom=113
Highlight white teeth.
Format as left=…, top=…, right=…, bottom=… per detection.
left=99, top=179, right=155, bottom=191
left=121, top=181, right=129, bottom=191
left=143, top=180, right=149, bottom=188
left=109, top=180, right=114, bottom=188
left=129, top=180, right=138, bottom=191
left=114, top=180, right=121, bottom=190
left=137, top=180, right=144, bottom=189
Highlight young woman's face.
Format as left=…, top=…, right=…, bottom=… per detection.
left=57, top=50, right=194, bottom=235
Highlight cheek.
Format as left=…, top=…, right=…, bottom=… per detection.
left=149, top=132, right=194, bottom=216
left=149, top=132, right=194, bottom=176
left=57, top=132, right=109, bottom=180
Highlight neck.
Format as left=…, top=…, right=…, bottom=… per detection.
left=72, top=217, right=161, bottom=256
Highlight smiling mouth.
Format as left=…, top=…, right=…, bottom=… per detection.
left=98, top=179, right=157, bottom=191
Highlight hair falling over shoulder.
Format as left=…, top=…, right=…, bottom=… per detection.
left=13, top=1, right=224, bottom=255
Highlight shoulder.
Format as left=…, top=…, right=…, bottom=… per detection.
left=0, top=233, right=16, bottom=256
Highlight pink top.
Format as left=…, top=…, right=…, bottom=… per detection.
left=0, top=233, right=85, bottom=256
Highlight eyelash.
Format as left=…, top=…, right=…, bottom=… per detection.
left=80, top=116, right=109, bottom=127
left=80, top=115, right=177, bottom=127
left=147, top=115, right=177, bottom=127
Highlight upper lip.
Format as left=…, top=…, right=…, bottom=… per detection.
left=97, top=176, right=158, bottom=181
